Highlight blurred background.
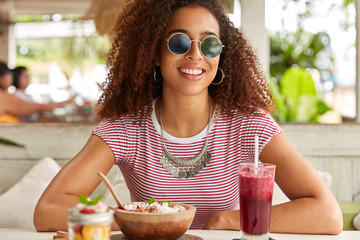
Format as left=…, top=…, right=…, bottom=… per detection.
left=0, top=0, right=357, bottom=123
left=1, top=1, right=360, bottom=230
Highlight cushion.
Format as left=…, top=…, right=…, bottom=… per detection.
left=0, top=157, right=60, bottom=229
left=272, top=183, right=289, bottom=205
left=272, top=170, right=333, bottom=206
left=339, top=201, right=360, bottom=230
left=318, top=171, right=332, bottom=188
left=102, top=167, right=131, bottom=207
left=354, top=211, right=360, bottom=230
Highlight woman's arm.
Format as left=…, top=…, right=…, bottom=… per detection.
left=33, top=135, right=116, bottom=231
left=1, top=91, right=68, bottom=116
left=263, top=133, right=343, bottom=234
left=204, top=133, right=343, bottom=234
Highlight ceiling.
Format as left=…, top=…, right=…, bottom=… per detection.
left=11, top=0, right=93, bottom=15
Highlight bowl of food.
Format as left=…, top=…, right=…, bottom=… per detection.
left=113, top=198, right=196, bottom=240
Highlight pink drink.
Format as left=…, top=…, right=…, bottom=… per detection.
left=238, top=163, right=275, bottom=240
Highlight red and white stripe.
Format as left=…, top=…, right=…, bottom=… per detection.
left=93, top=103, right=282, bottom=229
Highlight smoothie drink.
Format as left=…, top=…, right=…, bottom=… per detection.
left=238, top=163, right=276, bottom=240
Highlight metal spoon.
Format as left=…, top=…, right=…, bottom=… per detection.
left=97, top=172, right=126, bottom=210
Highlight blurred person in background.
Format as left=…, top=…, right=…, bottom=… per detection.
left=0, top=62, right=13, bottom=92
left=0, top=61, right=71, bottom=123
left=12, top=66, right=39, bottom=122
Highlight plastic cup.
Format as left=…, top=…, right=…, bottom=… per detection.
left=238, top=163, right=276, bottom=240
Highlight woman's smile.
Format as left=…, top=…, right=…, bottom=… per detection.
left=179, top=66, right=206, bottom=81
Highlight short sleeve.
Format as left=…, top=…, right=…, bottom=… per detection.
left=239, top=112, right=283, bottom=162
left=92, top=118, right=129, bottom=163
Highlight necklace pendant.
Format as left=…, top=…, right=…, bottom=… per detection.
left=160, top=150, right=212, bottom=179
left=191, top=168, right=199, bottom=176
left=160, top=156, right=166, bottom=165
left=178, top=170, right=186, bottom=178
left=195, top=163, right=203, bottom=172
left=170, top=167, right=179, bottom=177
left=158, top=97, right=213, bottom=179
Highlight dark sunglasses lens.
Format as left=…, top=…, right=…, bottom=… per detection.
left=168, top=33, right=190, bottom=55
left=201, top=37, right=223, bottom=58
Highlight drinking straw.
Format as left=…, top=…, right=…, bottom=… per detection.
left=254, top=135, right=259, bottom=167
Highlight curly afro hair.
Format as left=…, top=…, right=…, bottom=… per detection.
left=97, top=0, right=274, bottom=122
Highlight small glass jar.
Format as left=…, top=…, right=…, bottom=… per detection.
left=67, top=209, right=114, bottom=240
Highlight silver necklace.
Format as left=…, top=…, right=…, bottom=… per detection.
left=159, top=98, right=212, bottom=178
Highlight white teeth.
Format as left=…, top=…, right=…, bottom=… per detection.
left=180, top=68, right=203, bottom=75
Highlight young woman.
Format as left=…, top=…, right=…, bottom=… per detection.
left=0, top=62, right=70, bottom=123
left=13, top=66, right=32, bottom=102
left=34, top=0, right=342, bottom=233
left=12, top=66, right=39, bottom=122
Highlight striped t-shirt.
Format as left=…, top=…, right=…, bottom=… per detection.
left=92, top=100, right=282, bottom=229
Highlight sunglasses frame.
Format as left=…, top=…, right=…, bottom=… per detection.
left=165, top=32, right=225, bottom=58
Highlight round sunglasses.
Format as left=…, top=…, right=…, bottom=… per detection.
left=165, top=32, right=225, bottom=58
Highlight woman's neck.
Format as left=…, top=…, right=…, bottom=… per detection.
left=156, top=95, right=214, bottom=138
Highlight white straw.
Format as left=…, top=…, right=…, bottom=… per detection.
left=254, top=135, right=259, bottom=167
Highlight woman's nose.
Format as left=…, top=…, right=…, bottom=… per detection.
left=186, top=40, right=203, bottom=60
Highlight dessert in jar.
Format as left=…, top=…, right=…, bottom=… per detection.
left=67, top=195, right=114, bottom=240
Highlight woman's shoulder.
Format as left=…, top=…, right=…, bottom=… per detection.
left=99, top=102, right=152, bottom=126
left=218, top=107, right=280, bottom=131
left=221, top=107, right=282, bottom=140
left=95, top=109, right=152, bottom=131
left=226, top=107, right=273, bottom=122
left=97, top=115, right=138, bottom=128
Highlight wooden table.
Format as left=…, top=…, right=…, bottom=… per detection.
left=1, top=228, right=359, bottom=240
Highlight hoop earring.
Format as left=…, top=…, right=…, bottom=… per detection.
left=211, top=67, right=225, bottom=85
left=153, top=67, right=161, bottom=82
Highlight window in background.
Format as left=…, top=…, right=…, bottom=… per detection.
left=266, top=0, right=356, bottom=123
left=14, top=14, right=110, bottom=105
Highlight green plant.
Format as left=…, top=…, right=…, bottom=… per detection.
left=270, top=30, right=334, bottom=83
left=269, top=28, right=335, bottom=123
left=269, top=0, right=355, bottom=123
left=0, top=137, right=24, bottom=148
left=270, top=67, right=331, bottom=122
left=221, top=0, right=235, bottom=13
